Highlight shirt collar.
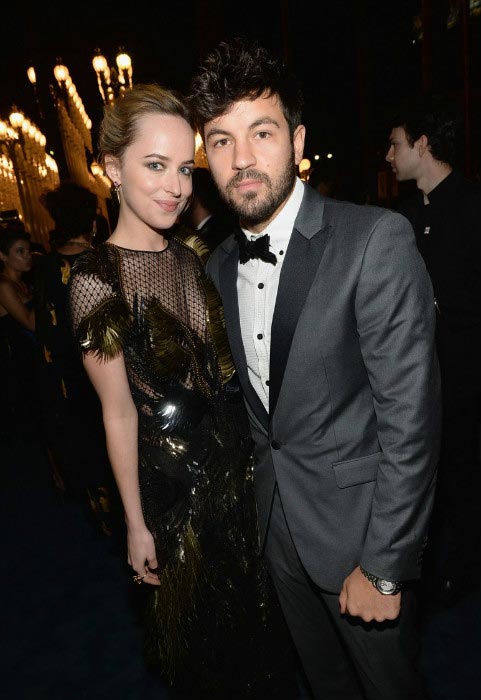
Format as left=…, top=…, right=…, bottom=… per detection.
left=241, top=177, right=305, bottom=253
left=197, top=214, right=213, bottom=230
left=425, top=170, right=458, bottom=205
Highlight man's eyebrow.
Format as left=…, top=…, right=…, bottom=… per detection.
left=250, top=116, right=281, bottom=130
left=205, top=116, right=281, bottom=140
left=205, top=127, right=229, bottom=140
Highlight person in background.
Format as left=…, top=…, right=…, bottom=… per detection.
left=34, top=181, right=121, bottom=536
left=307, top=164, right=337, bottom=198
left=91, top=206, right=111, bottom=246
left=189, top=36, right=441, bottom=700
left=181, top=166, right=236, bottom=255
left=0, top=227, right=39, bottom=441
left=68, top=83, right=297, bottom=698
left=386, top=93, right=481, bottom=608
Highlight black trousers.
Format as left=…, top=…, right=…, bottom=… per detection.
left=264, top=487, right=428, bottom=700
left=426, top=377, right=481, bottom=582
left=428, top=333, right=481, bottom=584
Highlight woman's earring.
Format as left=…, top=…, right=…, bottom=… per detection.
left=113, top=182, right=121, bottom=204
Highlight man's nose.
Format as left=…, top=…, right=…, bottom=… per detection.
left=385, top=145, right=394, bottom=163
left=232, top=139, right=256, bottom=170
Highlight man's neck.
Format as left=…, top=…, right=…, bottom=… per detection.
left=416, top=162, right=453, bottom=204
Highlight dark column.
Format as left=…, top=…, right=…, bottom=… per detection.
left=421, top=0, right=432, bottom=92
left=461, top=0, right=472, bottom=177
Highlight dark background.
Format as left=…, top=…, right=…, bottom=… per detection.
left=1, top=0, right=479, bottom=202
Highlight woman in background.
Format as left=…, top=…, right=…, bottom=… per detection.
left=34, top=182, right=121, bottom=536
left=0, top=227, right=39, bottom=441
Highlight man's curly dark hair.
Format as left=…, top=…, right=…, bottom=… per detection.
left=390, top=93, right=462, bottom=167
left=188, top=36, right=304, bottom=138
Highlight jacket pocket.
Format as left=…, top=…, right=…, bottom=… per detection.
left=332, top=451, right=381, bottom=488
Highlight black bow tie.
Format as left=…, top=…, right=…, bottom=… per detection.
left=234, top=229, right=277, bottom=265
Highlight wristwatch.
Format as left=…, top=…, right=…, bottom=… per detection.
left=359, top=565, right=402, bottom=595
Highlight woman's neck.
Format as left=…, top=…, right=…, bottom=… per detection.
left=1, top=268, right=23, bottom=284
left=109, top=226, right=169, bottom=252
left=68, top=236, right=91, bottom=245
left=57, top=237, right=92, bottom=254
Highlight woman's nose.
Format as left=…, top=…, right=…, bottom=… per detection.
left=164, top=172, right=181, bottom=196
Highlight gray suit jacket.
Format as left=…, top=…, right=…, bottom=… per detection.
left=207, top=183, right=441, bottom=592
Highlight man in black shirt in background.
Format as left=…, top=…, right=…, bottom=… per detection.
left=386, top=94, right=481, bottom=609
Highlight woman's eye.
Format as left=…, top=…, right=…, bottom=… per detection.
left=180, top=166, right=193, bottom=176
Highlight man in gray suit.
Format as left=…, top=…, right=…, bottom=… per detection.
left=189, top=37, right=441, bottom=700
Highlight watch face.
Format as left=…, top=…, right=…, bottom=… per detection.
left=376, top=579, right=397, bottom=594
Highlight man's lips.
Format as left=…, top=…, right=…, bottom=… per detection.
left=234, top=179, right=262, bottom=191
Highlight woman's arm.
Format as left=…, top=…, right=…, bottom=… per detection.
left=0, top=280, right=35, bottom=331
left=83, top=352, right=160, bottom=586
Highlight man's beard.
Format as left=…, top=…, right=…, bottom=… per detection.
left=222, top=149, right=297, bottom=227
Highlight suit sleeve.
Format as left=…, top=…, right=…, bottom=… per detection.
left=355, top=211, right=441, bottom=581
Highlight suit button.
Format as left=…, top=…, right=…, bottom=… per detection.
left=271, top=440, right=281, bottom=450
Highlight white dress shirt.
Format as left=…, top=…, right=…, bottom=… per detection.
left=237, top=178, right=305, bottom=412
left=196, top=214, right=212, bottom=231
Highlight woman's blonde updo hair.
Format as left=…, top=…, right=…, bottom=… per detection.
left=98, top=83, right=194, bottom=167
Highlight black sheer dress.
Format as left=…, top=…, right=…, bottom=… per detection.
left=68, top=230, right=296, bottom=698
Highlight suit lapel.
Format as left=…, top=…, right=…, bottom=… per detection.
left=269, top=187, right=331, bottom=416
left=219, top=241, right=269, bottom=430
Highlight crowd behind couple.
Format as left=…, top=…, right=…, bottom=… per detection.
left=1, top=36, right=480, bottom=700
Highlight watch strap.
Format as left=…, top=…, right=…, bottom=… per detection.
left=359, top=565, right=402, bottom=595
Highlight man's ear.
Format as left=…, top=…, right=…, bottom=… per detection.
left=104, top=155, right=120, bottom=184
left=416, top=134, right=430, bottom=157
left=293, top=125, right=306, bottom=166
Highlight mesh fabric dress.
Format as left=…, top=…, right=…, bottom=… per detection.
left=68, top=231, right=296, bottom=699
